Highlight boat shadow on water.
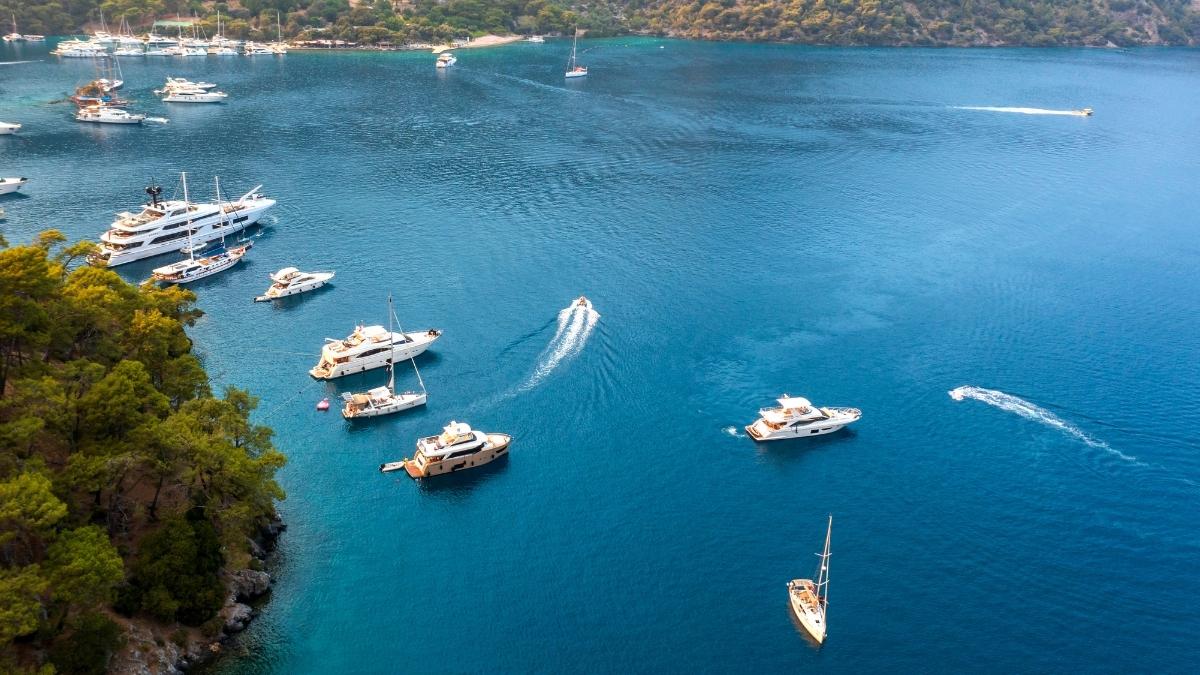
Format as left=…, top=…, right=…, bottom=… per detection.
left=754, top=429, right=858, bottom=463
left=260, top=282, right=334, bottom=310
left=786, top=599, right=826, bottom=650
left=412, top=453, right=510, bottom=496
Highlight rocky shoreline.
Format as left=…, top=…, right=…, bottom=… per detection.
left=111, top=517, right=285, bottom=675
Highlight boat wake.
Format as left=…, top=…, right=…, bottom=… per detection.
left=949, top=386, right=1134, bottom=461
left=0, top=60, right=37, bottom=66
left=723, top=426, right=746, bottom=438
left=144, top=117, right=170, bottom=124
left=954, top=106, right=1090, bottom=117
left=521, top=299, right=599, bottom=390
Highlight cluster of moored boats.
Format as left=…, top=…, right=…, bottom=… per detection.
left=47, top=11, right=287, bottom=58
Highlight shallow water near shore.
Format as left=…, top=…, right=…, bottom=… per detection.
left=3, top=39, right=1199, bottom=672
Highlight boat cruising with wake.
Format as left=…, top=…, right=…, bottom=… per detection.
left=89, top=174, right=275, bottom=267
left=342, top=296, right=428, bottom=419
left=309, top=318, right=441, bottom=380
left=745, top=395, right=860, bottom=441
left=380, top=421, right=511, bottom=478
left=788, top=516, right=832, bottom=644
left=254, top=267, right=334, bottom=302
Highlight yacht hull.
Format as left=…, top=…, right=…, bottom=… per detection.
left=0, top=179, right=27, bottom=195
left=342, top=392, right=427, bottom=419
left=746, top=408, right=860, bottom=442
left=254, top=273, right=333, bottom=301
left=401, top=434, right=511, bottom=478
left=95, top=199, right=274, bottom=267
left=309, top=330, right=441, bottom=379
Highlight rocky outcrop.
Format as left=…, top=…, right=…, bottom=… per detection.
left=109, top=515, right=285, bottom=674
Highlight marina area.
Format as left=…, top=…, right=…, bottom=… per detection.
left=3, top=38, right=1200, bottom=673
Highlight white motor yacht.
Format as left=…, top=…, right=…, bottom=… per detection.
left=162, top=87, right=228, bottom=103
left=381, top=421, right=511, bottom=478
left=0, top=122, right=20, bottom=134
left=0, top=177, right=28, bottom=195
left=89, top=173, right=275, bottom=267
left=243, top=42, right=273, bottom=55
left=112, top=46, right=144, bottom=57
left=310, top=323, right=441, bottom=380
left=436, top=52, right=457, bottom=68
left=254, top=267, right=334, bottom=302
left=526, top=35, right=545, bottom=43
left=788, top=516, right=832, bottom=644
left=75, top=106, right=145, bottom=125
left=745, top=395, right=861, bottom=441
left=159, top=77, right=217, bottom=91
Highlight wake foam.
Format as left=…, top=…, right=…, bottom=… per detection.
left=723, top=426, right=746, bottom=438
left=949, top=386, right=1136, bottom=461
left=954, top=106, right=1090, bottom=117
left=521, top=300, right=599, bottom=390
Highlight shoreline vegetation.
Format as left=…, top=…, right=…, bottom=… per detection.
left=0, top=232, right=285, bottom=674
left=1, top=2, right=1198, bottom=49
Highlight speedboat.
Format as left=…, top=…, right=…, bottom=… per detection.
left=1076, top=107, right=1094, bottom=116
left=254, top=268, right=334, bottom=301
left=381, top=421, right=511, bottom=478
left=0, top=177, right=28, bottom=195
left=526, top=35, right=545, bottom=43
left=575, top=295, right=592, bottom=310
left=310, top=324, right=441, bottom=380
left=745, top=395, right=861, bottom=441
left=788, top=516, right=832, bottom=644
left=0, top=122, right=20, bottom=135
left=75, top=106, right=145, bottom=125
left=150, top=241, right=252, bottom=284
left=436, top=52, right=456, bottom=68
left=89, top=173, right=275, bottom=267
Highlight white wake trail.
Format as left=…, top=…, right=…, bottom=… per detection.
left=949, top=386, right=1136, bottom=461
left=522, top=301, right=600, bottom=390
left=954, top=106, right=1091, bottom=117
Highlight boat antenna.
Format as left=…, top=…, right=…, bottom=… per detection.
left=386, top=293, right=397, bottom=392
left=145, top=180, right=162, bottom=207
left=181, top=172, right=196, bottom=262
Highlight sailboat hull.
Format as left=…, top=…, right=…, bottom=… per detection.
left=788, top=580, right=827, bottom=644
left=342, top=392, right=427, bottom=419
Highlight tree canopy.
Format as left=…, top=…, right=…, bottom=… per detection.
left=0, top=232, right=284, bottom=672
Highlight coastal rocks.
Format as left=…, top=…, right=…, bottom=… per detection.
left=221, top=603, right=254, bottom=633
left=227, top=568, right=272, bottom=601
left=110, top=620, right=208, bottom=675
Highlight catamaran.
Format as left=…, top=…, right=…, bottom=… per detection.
left=565, top=28, right=587, bottom=78
left=342, top=296, right=428, bottom=419
left=788, top=516, right=832, bottom=644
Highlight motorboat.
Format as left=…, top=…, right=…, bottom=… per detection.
left=254, top=267, right=335, bottom=302
left=436, top=52, right=456, bottom=68
left=0, top=177, right=28, bottom=195
left=89, top=173, right=275, bottom=267
left=0, top=122, right=20, bottom=135
left=575, top=295, right=592, bottom=310
left=1076, top=107, right=1094, bottom=116
left=745, top=395, right=861, bottom=441
left=52, top=40, right=107, bottom=57
left=342, top=296, right=428, bottom=419
left=96, top=78, right=123, bottom=92
left=150, top=240, right=251, bottom=284
left=381, top=421, right=511, bottom=478
left=565, top=28, right=587, bottom=78
left=243, top=42, right=274, bottom=55
left=209, top=46, right=238, bottom=56
left=162, top=88, right=228, bottom=103
left=788, top=516, right=832, bottom=644
left=112, top=46, right=145, bottom=57
left=159, top=77, right=217, bottom=91
left=75, top=106, right=145, bottom=125
left=526, top=35, right=545, bottom=43
left=309, top=322, right=441, bottom=380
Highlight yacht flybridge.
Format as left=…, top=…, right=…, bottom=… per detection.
left=380, top=421, right=511, bottom=478
left=254, top=267, right=334, bottom=302
left=788, top=516, right=832, bottom=644
left=89, top=173, right=275, bottom=267
left=342, top=296, right=429, bottom=419
left=745, top=395, right=861, bottom=441
left=309, top=318, right=441, bottom=380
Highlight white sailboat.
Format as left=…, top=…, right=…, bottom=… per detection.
left=342, top=295, right=429, bottom=419
left=788, top=516, right=831, bottom=644
left=565, top=27, right=587, bottom=78
left=150, top=175, right=252, bottom=284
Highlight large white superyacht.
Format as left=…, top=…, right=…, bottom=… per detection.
left=89, top=173, right=275, bottom=267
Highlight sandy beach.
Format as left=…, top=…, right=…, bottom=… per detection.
left=431, top=34, right=524, bottom=53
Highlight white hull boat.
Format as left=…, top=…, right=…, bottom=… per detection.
left=746, top=395, right=860, bottom=441
left=89, top=175, right=275, bottom=267
left=565, top=28, right=587, bottom=78
left=0, top=122, right=20, bottom=134
left=436, top=52, right=456, bottom=68
left=151, top=241, right=251, bottom=284
left=342, top=296, right=430, bottom=419
left=254, top=268, right=334, bottom=301
left=0, top=177, right=28, bottom=195
left=382, top=421, right=511, bottom=478
left=788, top=516, right=832, bottom=644
left=162, top=90, right=228, bottom=103
left=75, top=107, right=145, bottom=125
left=310, top=323, right=441, bottom=380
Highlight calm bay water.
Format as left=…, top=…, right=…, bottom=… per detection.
left=3, top=39, right=1199, bottom=673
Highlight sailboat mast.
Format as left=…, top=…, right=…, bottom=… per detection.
left=181, top=172, right=196, bottom=261
left=386, top=294, right=396, bottom=392
left=817, top=515, right=831, bottom=606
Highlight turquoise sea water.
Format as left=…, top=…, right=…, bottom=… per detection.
left=3, top=39, right=1199, bottom=673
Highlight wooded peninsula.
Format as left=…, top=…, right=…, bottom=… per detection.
left=1, top=1, right=1198, bottom=47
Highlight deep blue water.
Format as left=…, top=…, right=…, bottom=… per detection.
left=3, top=39, right=1199, bottom=673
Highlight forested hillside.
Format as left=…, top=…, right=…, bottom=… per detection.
left=0, top=232, right=285, bottom=674
left=1, top=1, right=1198, bottom=46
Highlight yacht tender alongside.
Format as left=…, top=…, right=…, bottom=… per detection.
left=745, top=395, right=860, bottom=441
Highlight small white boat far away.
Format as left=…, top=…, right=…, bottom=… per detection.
left=0, top=122, right=20, bottom=134
left=0, top=176, right=28, bottom=195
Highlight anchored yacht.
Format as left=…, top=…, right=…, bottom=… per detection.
left=436, top=52, right=456, bottom=68
left=309, top=323, right=441, bottom=380
left=0, top=177, right=28, bottom=195
left=75, top=106, right=145, bottom=125
left=89, top=174, right=275, bottom=267
left=0, top=122, right=20, bottom=134
left=381, top=421, right=511, bottom=478
left=745, top=395, right=860, bottom=441
left=254, top=267, right=334, bottom=302
left=342, top=296, right=429, bottom=419
left=788, top=516, right=832, bottom=644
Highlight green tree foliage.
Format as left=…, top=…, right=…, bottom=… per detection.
left=0, top=232, right=284, bottom=668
